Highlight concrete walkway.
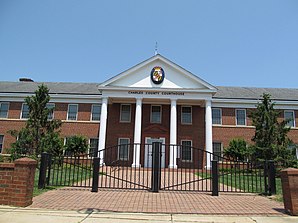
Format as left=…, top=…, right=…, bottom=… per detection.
left=30, top=187, right=284, bottom=215
left=1, top=206, right=298, bottom=223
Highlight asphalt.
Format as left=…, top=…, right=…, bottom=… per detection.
left=1, top=206, right=298, bottom=223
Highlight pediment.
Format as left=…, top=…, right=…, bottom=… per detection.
left=143, top=124, right=168, bottom=133
left=100, top=54, right=216, bottom=91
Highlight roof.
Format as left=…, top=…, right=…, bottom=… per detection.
left=0, top=81, right=297, bottom=101
left=0, top=81, right=101, bottom=95
left=214, top=86, right=298, bottom=101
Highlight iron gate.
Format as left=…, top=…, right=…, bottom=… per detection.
left=38, top=142, right=276, bottom=195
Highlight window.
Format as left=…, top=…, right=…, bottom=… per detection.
left=212, top=108, right=222, bottom=125
left=0, top=102, right=9, bottom=118
left=236, top=109, right=246, bottom=126
left=120, top=104, right=131, bottom=122
left=284, top=111, right=295, bottom=127
left=67, top=104, right=78, bottom=121
left=151, top=105, right=162, bottom=123
left=89, top=138, right=99, bottom=157
left=181, top=140, right=192, bottom=162
left=118, top=138, right=130, bottom=161
left=91, top=104, right=101, bottom=121
left=0, top=135, right=3, bottom=154
left=181, top=106, right=192, bottom=124
left=21, top=104, right=29, bottom=119
left=64, top=137, right=73, bottom=156
left=213, top=142, right=222, bottom=161
left=46, top=103, right=55, bottom=120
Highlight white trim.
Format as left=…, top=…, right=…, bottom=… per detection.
left=67, top=104, right=78, bottom=121
left=120, top=104, right=131, bottom=123
left=118, top=138, right=130, bottom=161
left=0, top=102, right=9, bottom=119
left=235, top=109, right=247, bottom=126
left=181, top=106, right=192, bottom=125
left=150, top=105, right=162, bottom=123
left=212, top=108, right=222, bottom=125
left=181, top=140, right=192, bottom=162
left=99, top=54, right=217, bottom=91
left=20, top=103, right=29, bottom=119
left=90, top=104, right=101, bottom=121
left=284, top=110, right=296, bottom=128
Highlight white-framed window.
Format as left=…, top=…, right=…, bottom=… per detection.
left=0, top=102, right=9, bottom=118
left=67, top=104, right=78, bottom=121
left=213, top=142, right=222, bottom=161
left=236, top=109, right=246, bottom=126
left=284, top=110, right=295, bottom=128
left=181, top=140, right=192, bottom=162
left=64, top=137, right=73, bottom=156
left=21, top=103, right=29, bottom=119
left=46, top=103, right=55, bottom=120
left=151, top=105, right=162, bottom=123
left=212, top=108, right=222, bottom=125
left=91, top=104, right=101, bottom=121
left=181, top=106, right=192, bottom=124
left=0, top=135, right=3, bottom=154
left=118, top=138, right=130, bottom=161
left=120, top=104, right=131, bottom=122
left=89, top=138, right=99, bottom=157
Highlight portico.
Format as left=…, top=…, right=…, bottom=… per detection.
left=97, top=54, right=217, bottom=169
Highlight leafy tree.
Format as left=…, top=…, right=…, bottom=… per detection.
left=223, top=138, right=250, bottom=161
left=9, top=84, right=62, bottom=160
left=249, top=93, right=297, bottom=167
left=64, top=135, right=89, bottom=156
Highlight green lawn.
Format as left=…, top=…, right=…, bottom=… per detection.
left=196, top=170, right=283, bottom=202
left=33, top=163, right=93, bottom=197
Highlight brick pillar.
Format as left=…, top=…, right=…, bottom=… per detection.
left=281, top=168, right=298, bottom=215
left=0, top=163, right=14, bottom=205
left=11, top=158, right=37, bottom=207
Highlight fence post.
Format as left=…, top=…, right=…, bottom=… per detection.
left=212, top=160, right=219, bottom=196
left=38, top=152, right=49, bottom=189
left=268, top=160, right=276, bottom=195
left=46, top=153, right=52, bottom=186
left=264, top=160, right=268, bottom=194
left=91, top=157, right=100, bottom=192
left=151, top=142, right=161, bottom=192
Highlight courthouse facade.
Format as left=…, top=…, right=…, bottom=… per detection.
left=0, top=54, right=297, bottom=168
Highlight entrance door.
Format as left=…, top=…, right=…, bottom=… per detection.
left=144, top=137, right=166, bottom=168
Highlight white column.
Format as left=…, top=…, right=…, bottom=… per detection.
left=169, top=99, right=177, bottom=168
left=205, top=99, right=213, bottom=169
left=98, top=97, right=108, bottom=165
left=132, top=98, right=142, bottom=168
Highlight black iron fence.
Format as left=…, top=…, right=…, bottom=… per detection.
left=38, top=142, right=276, bottom=196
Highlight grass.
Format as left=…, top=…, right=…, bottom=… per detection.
left=33, top=163, right=93, bottom=197
left=196, top=170, right=283, bottom=202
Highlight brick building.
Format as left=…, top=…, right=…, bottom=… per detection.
left=0, top=54, right=297, bottom=168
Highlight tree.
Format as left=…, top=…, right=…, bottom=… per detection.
left=223, top=138, right=249, bottom=161
left=64, top=135, right=89, bottom=156
left=249, top=93, right=297, bottom=167
left=9, top=84, right=62, bottom=160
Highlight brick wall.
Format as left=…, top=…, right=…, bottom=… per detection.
left=0, top=158, right=37, bottom=207
left=1, top=102, right=298, bottom=155
left=0, top=102, right=100, bottom=153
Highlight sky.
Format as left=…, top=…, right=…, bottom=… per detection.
left=0, top=0, right=298, bottom=88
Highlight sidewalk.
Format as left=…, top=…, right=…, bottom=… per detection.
left=0, top=206, right=298, bottom=223
left=30, top=188, right=285, bottom=215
